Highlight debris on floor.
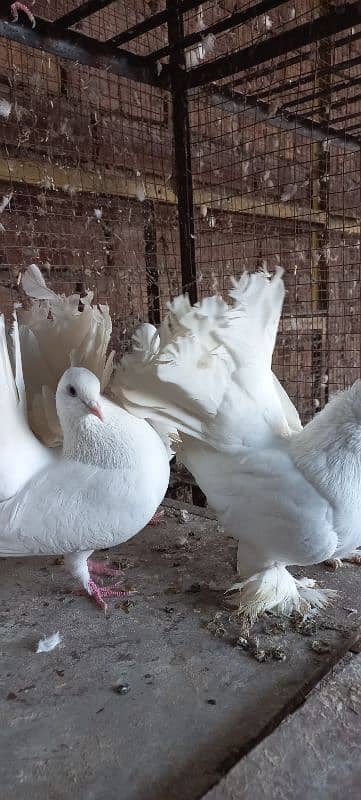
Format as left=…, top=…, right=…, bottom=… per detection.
left=0, top=502, right=360, bottom=800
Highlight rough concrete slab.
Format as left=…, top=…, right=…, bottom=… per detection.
left=202, top=652, right=361, bottom=800
left=0, top=505, right=360, bottom=800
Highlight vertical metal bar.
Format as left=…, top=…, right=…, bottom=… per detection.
left=311, top=331, right=323, bottom=414
left=167, top=0, right=197, bottom=304
left=75, top=281, right=86, bottom=312
left=167, top=2, right=200, bottom=504
left=311, top=0, right=331, bottom=407
left=143, top=201, right=161, bottom=326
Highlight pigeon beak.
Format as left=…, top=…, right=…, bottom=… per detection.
left=88, top=401, right=104, bottom=421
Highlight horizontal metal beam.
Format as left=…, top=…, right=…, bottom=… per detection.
left=332, top=87, right=361, bottom=112
left=332, top=107, right=361, bottom=126
left=232, top=51, right=311, bottom=92
left=197, top=84, right=361, bottom=152
left=146, top=0, right=290, bottom=63
left=106, top=7, right=169, bottom=47
left=55, top=1, right=117, bottom=29
left=253, top=46, right=361, bottom=103
left=186, top=1, right=361, bottom=88
left=230, top=23, right=361, bottom=95
left=106, top=0, right=204, bottom=47
left=276, top=53, right=361, bottom=114
left=0, top=13, right=161, bottom=87
left=344, top=120, right=361, bottom=132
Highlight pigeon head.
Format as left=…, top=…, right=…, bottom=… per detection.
left=56, top=367, right=104, bottom=428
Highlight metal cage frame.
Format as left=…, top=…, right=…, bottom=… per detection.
left=2, top=0, right=361, bottom=308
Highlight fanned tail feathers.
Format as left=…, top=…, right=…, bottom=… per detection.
left=0, top=312, right=52, bottom=500
left=113, top=326, right=232, bottom=442
left=19, top=265, right=114, bottom=446
left=0, top=313, right=21, bottom=417
left=116, top=268, right=301, bottom=448
left=21, top=264, right=60, bottom=302
left=131, top=322, right=160, bottom=361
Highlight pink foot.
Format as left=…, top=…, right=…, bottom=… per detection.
left=148, top=510, right=165, bottom=527
left=344, top=552, right=361, bottom=565
left=324, top=558, right=342, bottom=570
left=10, top=2, right=36, bottom=27
left=75, top=580, right=135, bottom=611
left=325, top=551, right=361, bottom=569
left=88, top=560, right=120, bottom=578
left=88, top=580, right=134, bottom=611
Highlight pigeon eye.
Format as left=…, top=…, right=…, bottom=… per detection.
left=68, top=385, right=77, bottom=397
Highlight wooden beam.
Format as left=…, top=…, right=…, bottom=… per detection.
left=0, top=155, right=359, bottom=235
left=280, top=316, right=327, bottom=335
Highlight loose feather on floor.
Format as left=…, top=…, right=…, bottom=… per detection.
left=36, top=632, right=62, bottom=653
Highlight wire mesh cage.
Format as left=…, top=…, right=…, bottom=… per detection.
left=0, top=0, right=360, bottom=442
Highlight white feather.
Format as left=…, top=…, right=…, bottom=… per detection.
left=0, top=99, right=12, bottom=119
left=22, top=264, right=60, bottom=302
left=0, top=314, right=53, bottom=501
left=36, top=632, right=62, bottom=653
left=19, top=266, right=113, bottom=446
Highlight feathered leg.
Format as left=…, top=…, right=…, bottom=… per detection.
left=228, top=562, right=337, bottom=622
left=64, top=551, right=133, bottom=611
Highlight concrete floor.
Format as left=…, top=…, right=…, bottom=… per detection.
left=0, top=501, right=360, bottom=800
left=204, top=652, right=361, bottom=800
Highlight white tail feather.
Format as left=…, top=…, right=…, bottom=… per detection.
left=0, top=314, right=52, bottom=500
left=19, top=266, right=113, bottom=446
left=117, top=269, right=301, bottom=451
left=0, top=314, right=19, bottom=414
left=22, top=264, right=60, bottom=302
left=132, top=323, right=160, bottom=359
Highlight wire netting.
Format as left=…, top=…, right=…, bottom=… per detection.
left=0, top=0, right=360, bottom=426
left=185, top=0, right=361, bottom=421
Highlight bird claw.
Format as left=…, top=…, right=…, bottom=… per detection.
left=344, top=552, right=361, bottom=566
left=324, top=558, right=342, bottom=570
left=148, top=510, right=165, bottom=527
left=325, top=552, right=361, bottom=569
left=73, top=581, right=135, bottom=612
left=86, top=580, right=135, bottom=612
left=10, top=2, right=36, bottom=28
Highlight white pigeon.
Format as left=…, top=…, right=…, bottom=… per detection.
left=19, top=264, right=173, bottom=504
left=115, top=267, right=361, bottom=620
left=0, top=275, right=170, bottom=609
